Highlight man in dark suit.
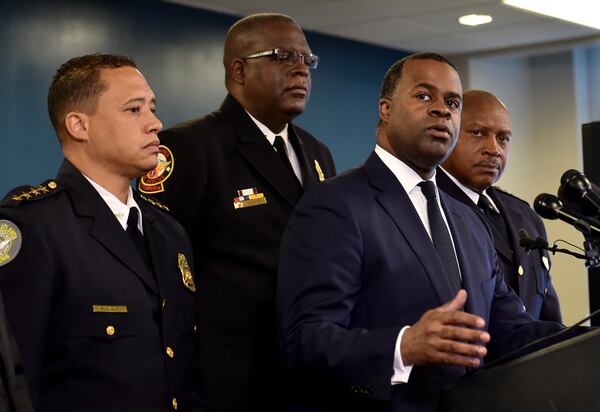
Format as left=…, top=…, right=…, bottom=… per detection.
left=0, top=54, right=205, bottom=411
left=277, top=53, right=562, bottom=412
left=139, top=13, right=336, bottom=412
left=439, top=90, right=562, bottom=322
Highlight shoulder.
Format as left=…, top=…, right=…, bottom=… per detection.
left=137, top=193, right=171, bottom=213
left=291, top=123, right=329, bottom=150
left=493, top=186, right=531, bottom=208
left=159, top=110, right=227, bottom=141
left=0, top=179, right=62, bottom=209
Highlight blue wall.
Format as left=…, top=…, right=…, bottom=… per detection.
left=1, top=0, right=408, bottom=195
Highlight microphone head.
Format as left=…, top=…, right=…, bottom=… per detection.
left=560, top=169, right=580, bottom=185
left=518, top=228, right=530, bottom=240
left=534, top=193, right=563, bottom=220
left=560, top=169, right=592, bottom=198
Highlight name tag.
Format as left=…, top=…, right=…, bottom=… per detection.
left=92, top=305, right=128, bottom=313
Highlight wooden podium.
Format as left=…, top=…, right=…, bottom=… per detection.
left=443, top=327, right=600, bottom=412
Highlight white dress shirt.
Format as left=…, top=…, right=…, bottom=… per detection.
left=374, top=145, right=462, bottom=384
left=439, top=167, right=499, bottom=213
left=246, top=110, right=303, bottom=185
left=84, top=175, right=143, bottom=234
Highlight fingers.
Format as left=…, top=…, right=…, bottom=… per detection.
left=439, top=289, right=467, bottom=312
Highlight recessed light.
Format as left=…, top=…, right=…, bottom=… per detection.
left=503, top=0, right=600, bottom=30
left=458, top=14, right=493, bottom=26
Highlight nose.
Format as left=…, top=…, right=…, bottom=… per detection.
left=146, top=110, right=163, bottom=134
left=290, top=56, right=310, bottom=77
left=482, top=136, right=500, bottom=156
left=429, top=101, right=451, bottom=119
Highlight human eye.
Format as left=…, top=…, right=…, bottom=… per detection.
left=126, top=106, right=141, bottom=114
left=416, top=93, right=431, bottom=101
left=498, top=134, right=511, bottom=143
left=471, top=129, right=483, bottom=137
left=445, top=99, right=460, bottom=109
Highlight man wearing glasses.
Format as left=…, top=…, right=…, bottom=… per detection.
left=138, top=13, right=336, bottom=412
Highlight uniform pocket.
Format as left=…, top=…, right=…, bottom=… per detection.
left=67, top=305, right=148, bottom=341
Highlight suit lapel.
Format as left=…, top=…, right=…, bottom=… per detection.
left=488, top=188, right=523, bottom=267
left=56, top=161, right=158, bottom=294
left=221, top=95, right=303, bottom=207
left=140, top=205, right=171, bottom=296
left=365, top=153, right=455, bottom=305
left=288, top=125, right=313, bottom=190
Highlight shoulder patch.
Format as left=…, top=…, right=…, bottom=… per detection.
left=138, top=194, right=171, bottom=212
left=494, top=186, right=530, bottom=207
left=0, top=220, right=22, bottom=266
left=138, top=145, right=174, bottom=194
left=1, top=180, right=61, bottom=206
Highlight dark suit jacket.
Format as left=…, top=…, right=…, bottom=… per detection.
left=140, top=94, right=336, bottom=411
left=436, top=169, right=562, bottom=322
left=0, top=160, right=205, bottom=411
left=277, top=153, right=562, bottom=412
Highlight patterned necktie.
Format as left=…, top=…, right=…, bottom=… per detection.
left=419, top=181, right=462, bottom=293
left=477, top=195, right=497, bottom=215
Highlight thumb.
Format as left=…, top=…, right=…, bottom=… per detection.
left=439, top=289, right=467, bottom=312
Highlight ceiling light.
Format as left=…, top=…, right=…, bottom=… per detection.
left=458, top=14, right=493, bottom=26
left=502, top=0, right=600, bottom=30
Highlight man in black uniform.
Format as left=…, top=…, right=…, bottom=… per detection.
left=138, top=13, right=336, bottom=412
left=0, top=54, right=205, bottom=411
left=438, top=89, right=562, bottom=322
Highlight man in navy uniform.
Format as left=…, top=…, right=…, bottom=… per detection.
left=277, top=53, right=562, bottom=411
left=139, top=13, right=336, bottom=412
left=438, top=89, right=562, bottom=322
left=0, top=54, right=205, bottom=411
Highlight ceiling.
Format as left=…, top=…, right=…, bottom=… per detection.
left=163, top=0, right=600, bottom=55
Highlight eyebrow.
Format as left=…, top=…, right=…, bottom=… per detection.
left=415, top=82, right=462, bottom=102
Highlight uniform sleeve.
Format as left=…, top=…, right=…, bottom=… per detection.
left=0, top=207, right=55, bottom=407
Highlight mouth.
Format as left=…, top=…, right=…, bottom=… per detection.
left=144, top=140, right=160, bottom=153
left=285, top=84, right=308, bottom=98
left=474, top=161, right=500, bottom=172
left=426, top=124, right=451, bottom=139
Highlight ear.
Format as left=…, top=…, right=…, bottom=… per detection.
left=378, top=97, right=391, bottom=124
left=230, top=59, right=246, bottom=85
left=64, top=112, right=90, bottom=142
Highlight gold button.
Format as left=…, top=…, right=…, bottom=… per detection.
left=172, top=397, right=178, bottom=410
left=106, top=325, right=115, bottom=336
left=193, top=324, right=198, bottom=333
left=48, top=181, right=57, bottom=189
left=162, top=298, right=166, bottom=309
left=518, top=265, right=524, bottom=276
left=544, top=287, right=548, bottom=295
left=166, top=346, right=174, bottom=358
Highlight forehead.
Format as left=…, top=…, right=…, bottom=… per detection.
left=398, top=59, right=462, bottom=95
left=251, top=22, right=309, bottom=50
left=462, top=96, right=511, bottom=128
left=99, top=67, right=153, bottom=98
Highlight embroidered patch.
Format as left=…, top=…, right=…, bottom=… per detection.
left=139, top=145, right=174, bottom=194
left=0, top=220, right=22, bottom=266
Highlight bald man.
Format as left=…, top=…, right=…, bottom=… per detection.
left=138, top=13, right=336, bottom=412
left=438, top=90, right=562, bottom=323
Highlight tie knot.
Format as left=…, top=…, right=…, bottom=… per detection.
left=273, top=135, right=287, bottom=155
left=419, top=181, right=437, bottom=200
left=477, top=195, right=497, bottom=214
left=127, top=207, right=139, bottom=230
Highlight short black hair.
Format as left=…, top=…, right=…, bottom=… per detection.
left=48, top=53, right=137, bottom=137
left=379, top=52, right=457, bottom=99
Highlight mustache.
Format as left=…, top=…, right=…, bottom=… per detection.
left=474, top=159, right=501, bottom=168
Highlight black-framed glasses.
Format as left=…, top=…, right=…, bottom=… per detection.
left=243, top=48, right=319, bottom=70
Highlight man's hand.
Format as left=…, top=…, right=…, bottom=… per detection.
left=401, top=290, right=490, bottom=368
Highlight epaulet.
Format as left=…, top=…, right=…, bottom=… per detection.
left=494, top=186, right=530, bottom=206
left=138, top=194, right=171, bottom=212
left=1, top=180, right=61, bottom=206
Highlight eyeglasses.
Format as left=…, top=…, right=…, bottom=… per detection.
left=243, top=48, right=319, bottom=70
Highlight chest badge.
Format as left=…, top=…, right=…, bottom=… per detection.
left=0, top=220, right=22, bottom=267
left=178, top=253, right=196, bottom=292
left=233, top=187, right=267, bottom=209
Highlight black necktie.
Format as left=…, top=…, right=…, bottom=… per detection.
left=419, top=181, right=462, bottom=293
left=126, top=207, right=150, bottom=265
left=477, top=195, right=497, bottom=215
left=273, top=135, right=295, bottom=175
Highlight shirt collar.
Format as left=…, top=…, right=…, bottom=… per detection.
left=83, top=175, right=143, bottom=232
left=245, top=110, right=289, bottom=145
left=439, top=167, right=499, bottom=213
left=374, top=145, right=438, bottom=194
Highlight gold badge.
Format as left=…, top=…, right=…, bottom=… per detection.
left=314, top=160, right=325, bottom=182
left=233, top=188, right=267, bottom=209
left=139, top=145, right=174, bottom=194
left=0, top=220, right=22, bottom=267
left=178, top=253, right=196, bottom=292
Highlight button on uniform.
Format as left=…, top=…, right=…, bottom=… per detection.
left=166, top=346, right=174, bottom=358
left=172, top=397, right=178, bottom=410
left=106, top=325, right=115, bottom=336
left=518, top=265, right=524, bottom=276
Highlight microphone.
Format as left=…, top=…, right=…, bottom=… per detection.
left=533, top=193, right=600, bottom=235
left=560, top=169, right=600, bottom=215
left=517, top=228, right=586, bottom=260
left=518, top=228, right=548, bottom=252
